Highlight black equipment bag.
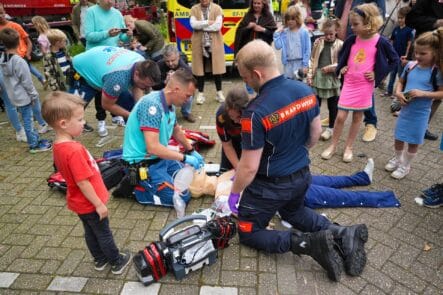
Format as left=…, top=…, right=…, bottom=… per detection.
left=47, top=159, right=125, bottom=192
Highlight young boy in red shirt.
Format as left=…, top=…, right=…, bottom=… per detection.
left=41, top=91, right=131, bottom=274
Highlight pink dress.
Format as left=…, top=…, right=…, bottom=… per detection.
left=338, top=34, right=380, bottom=111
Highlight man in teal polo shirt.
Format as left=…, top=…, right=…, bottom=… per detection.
left=122, top=69, right=204, bottom=206
left=71, top=46, right=161, bottom=135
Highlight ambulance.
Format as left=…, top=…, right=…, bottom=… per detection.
left=166, top=0, right=250, bottom=65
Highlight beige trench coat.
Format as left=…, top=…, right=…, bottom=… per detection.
left=190, top=3, right=226, bottom=76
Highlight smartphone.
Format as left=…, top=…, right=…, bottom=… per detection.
left=120, top=28, right=129, bottom=33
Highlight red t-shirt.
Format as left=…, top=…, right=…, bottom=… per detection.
left=53, top=141, right=109, bottom=214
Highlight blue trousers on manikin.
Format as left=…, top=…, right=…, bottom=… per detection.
left=307, top=171, right=400, bottom=208
left=237, top=167, right=331, bottom=254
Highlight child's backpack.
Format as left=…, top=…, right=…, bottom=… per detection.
left=402, top=61, right=439, bottom=91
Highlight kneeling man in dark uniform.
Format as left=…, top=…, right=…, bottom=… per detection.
left=229, top=40, right=368, bottom=281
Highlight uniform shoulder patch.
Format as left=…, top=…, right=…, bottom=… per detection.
left=148, top=105, right=157, bottom=115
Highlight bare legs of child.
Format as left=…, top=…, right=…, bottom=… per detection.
left=385, top=140, right=418, bottom=179
left=321, top=110, right=364, bottom=163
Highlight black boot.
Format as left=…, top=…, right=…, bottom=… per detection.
left=328, top=223, right=368, bottom=276
left=291, top=230, right=343, bottom=282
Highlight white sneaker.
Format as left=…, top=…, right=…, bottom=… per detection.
left=196, top=92, right=205, bottom=105
left=320, top=128, right=333, bottom=141
left=391, top=165, right=410, bottom=179
left=216, top=90, right=225, bottom=103
left=38, top=123, right=52, bottom=134
left=385, top=156, right=399, bottom=172
left=111, top=116, right=125, bottom=127
left=97, top=120, right=108, bottom=137
left=16, top=129, right=27, bottom=142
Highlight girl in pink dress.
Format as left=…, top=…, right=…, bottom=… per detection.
left=321, top=4, right=385, bottom=163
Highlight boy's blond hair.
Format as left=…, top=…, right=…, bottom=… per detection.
left=42, top=91, right=85, bottom=127
left=349, top=3, right=383, bottom=35
left=284, top=6, right=303, bottom=28
left=47, top=29, right=67, bottom=46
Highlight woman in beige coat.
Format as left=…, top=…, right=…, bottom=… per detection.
left=190, top=0, right=226, bottom=105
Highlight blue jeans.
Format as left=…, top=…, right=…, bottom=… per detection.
left=17, top=103, right=39, bottom=148
left=134, top=160, right=191, bottom=206
left=1, top=72, right=22, bottom=132
left=181, top=96, right=193, bottom=117
left=387, top=63, right=402, bottom=95
left=363, top=93, right=377, bottom=127
left=237, top=167, right=331, bottom=253
left=306, top=172, right=399, bottom=208
left=78, top=212, right=120, bottom=264
left=31, top=98, right=47, bottom=126
left=28, top=61, right=45, bottom=83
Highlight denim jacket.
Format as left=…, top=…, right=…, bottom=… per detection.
left=335, top=34, right=399, bottom=88
left=273, top=27, right=311, bottom=67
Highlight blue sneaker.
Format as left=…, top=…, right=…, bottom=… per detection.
left=422, top=195, right=443, bottom=208
left=421, top=183, right=443, bottom=198
left=30, top=140, right=52, bottom=153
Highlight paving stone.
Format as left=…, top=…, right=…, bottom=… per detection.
left=240, top=257, right=257, bottom=271
left=382, top=262, right=427, bottom=293
left=388, top=243, right=421, bottom=269
left=40, top=260, right=62, bottom=274
left=10, top=273, right=53, bottom=290
left=47, top=276, right=88, bottom=292
left=2, top=234, right=35, bottom=246
left=340, top=275, right=368, bottom=293
left=423, top=284, right=441, bottom=295
left=360, top=284, right=386, bottom=295
left=7, top=258, right=44, bottom=273
left=257, top=252, right=276, bottom=273
left=121, top=281, right=161, bottom=295
left=390, top=283, right=418, bottom=295
left=200, top=255, right=221, bottom=285
left=56, top=249, right=86, bottom=276
left=72, top=261, right=110, bottom=279
left=238, top=287, right=256, bottom=295
left=257, top=272, right=277, bottom=295
left=0, top=272, right=19, bottom=288
left=221, top=244, right=240, bottom=270
left=0, top=246, right=26, bottom=270
left=367, top=242, right=395, bottom=269
left=36, top=247, right=71, bottom=261
left=200, top=285, right=237, bottom=295
left=360, top=265, right=394, bottom=293
left=14, top=214, right=41, bottom=234
left=82, top=278, right=124, bottom=294
left=158, top=283, right=199, bottom=295
left=220, top=270, right=257, bottom=287
left=276, top=264, right=296, bottom=293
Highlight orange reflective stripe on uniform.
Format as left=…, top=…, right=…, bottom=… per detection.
left=262, top=95, right=317, bottom=131
left=238, top=220, right=253, bottom=233
left=241, top=118, right=252, bottom=133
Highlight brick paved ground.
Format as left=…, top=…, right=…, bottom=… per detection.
left=0, top=71, right=441, bottom=294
